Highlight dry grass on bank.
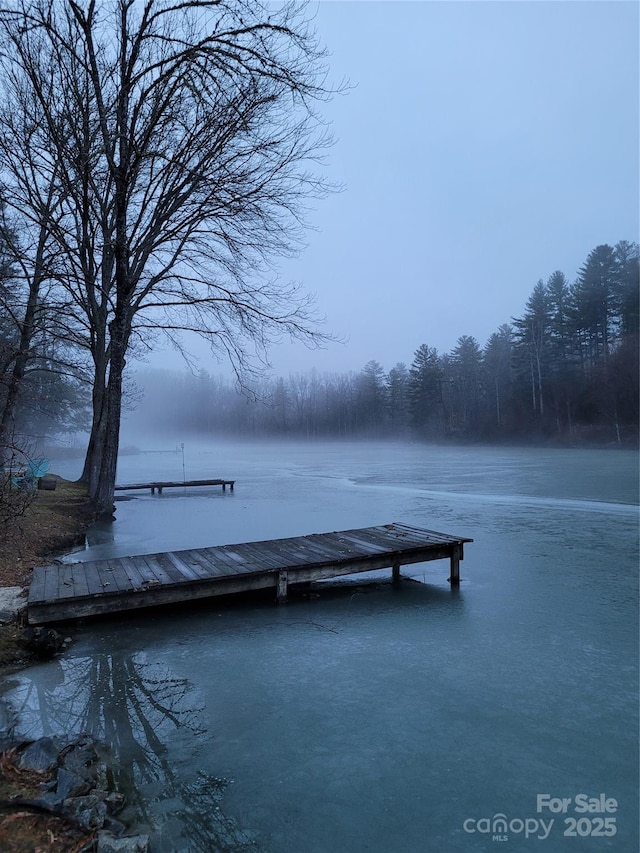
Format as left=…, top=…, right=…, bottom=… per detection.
left=0, top=478, right=95, bottom=589
left=0, top=477, right=95, bottom=671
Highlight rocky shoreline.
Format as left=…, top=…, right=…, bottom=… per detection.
left=0, top=594, right=149, bottom=850
left=0, top=731, right=149, bottom=852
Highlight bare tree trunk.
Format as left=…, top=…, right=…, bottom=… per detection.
left=79, top=349, right=108, bottom=494
left=92, top=315, right=127, bottom=516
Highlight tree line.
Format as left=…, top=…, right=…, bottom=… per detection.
left=126, top=239, right=638, bottom=445
left=0, top=1, right=337, bottom=515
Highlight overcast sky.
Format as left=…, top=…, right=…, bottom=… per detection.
left=150, top=0, right=639, bottom=379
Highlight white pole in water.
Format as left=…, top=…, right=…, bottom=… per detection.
left=181, top=442, right=186, bottom=486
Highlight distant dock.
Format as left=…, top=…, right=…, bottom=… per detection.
left=115, top=478, right=235, bottom=494
left=28, top=523, right=472, bottom=624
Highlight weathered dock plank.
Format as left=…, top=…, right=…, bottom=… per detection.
left=28, top=523, right=473, bottom=624
left=175, top=550, right=217, bottom=581
left=69, top=563, right=90, bottom=598
left=95, top=560, right=122, bottom=595
left=43, top=565, right=60, bottom=602
left=114, top=557, right=140, bottom=589
left=57, top=563, right=77, bottom=600
left=163, top=551, right=203, bottom=583
left=215, top=545, right=253, bottom=574
left=193, top=551, right=238, bottom=580
left=142, top=554, right=181, bottom=586
left=229, top=542, right=284, bottom=573
left=106, top=561, right=134, bottom=593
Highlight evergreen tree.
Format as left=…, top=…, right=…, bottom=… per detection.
left=614, top=240, right=639, bottom=337
left=545, top=271, right=580, bottom=434
left=446, top=335, right=483, bottom=435
left=408, top=345, right=445, bottom=438
left=513, top=280, right=552, bottom=419
left=483, top=324, right=513, bottom=432
left=571, top=244, right=621, bottom=371
left=385, top=362, right=410, bottom=435
left=356, top=360, right=387, bottom=434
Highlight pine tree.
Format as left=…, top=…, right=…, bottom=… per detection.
left=408, top=345, right=445, bottom=437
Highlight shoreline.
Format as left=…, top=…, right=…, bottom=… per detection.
left=0, top=479, right=154, bottom=851
left=0, top=476, right=95, bottom=678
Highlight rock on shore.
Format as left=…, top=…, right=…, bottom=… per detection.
left=1, top=732, right=149, bottom=852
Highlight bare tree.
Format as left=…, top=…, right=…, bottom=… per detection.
left=0, top=195, right=72, bottom=455
left=0, top=8, right=101, bottom=463
left=0, top=0, right=340, bottom=514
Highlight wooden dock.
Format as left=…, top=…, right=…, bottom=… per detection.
left=27, top=523, right=472, bottom=624
left=115, top=478, right=234, bottom=494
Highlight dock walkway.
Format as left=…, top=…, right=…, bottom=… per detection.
left=115, top=478, right=234, bottom=494
left=28, top=523, right=472, bottom=624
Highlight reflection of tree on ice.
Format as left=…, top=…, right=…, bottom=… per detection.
left=3, top=651, right=260, bottom=850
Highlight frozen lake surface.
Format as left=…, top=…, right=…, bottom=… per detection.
left=1, top=441, right=638, bottom=851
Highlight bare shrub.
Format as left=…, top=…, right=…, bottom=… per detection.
left=0, top=439, right=37, bottom=531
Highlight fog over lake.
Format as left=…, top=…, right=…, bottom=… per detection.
left=1, top=441, right=637, bottom=852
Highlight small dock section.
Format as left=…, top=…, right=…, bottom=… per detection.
left=115, top=478, right=234, bottom=494
left=28, top=523, right=472, bottom=624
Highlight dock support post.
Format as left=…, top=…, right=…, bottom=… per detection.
left=230, top=482, right=234, bottom=492
left=392, top=563, right=401, bottom=585
left=277, top=570, right=288, bottom=605
left=449, top=544, right=461, bottom=586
